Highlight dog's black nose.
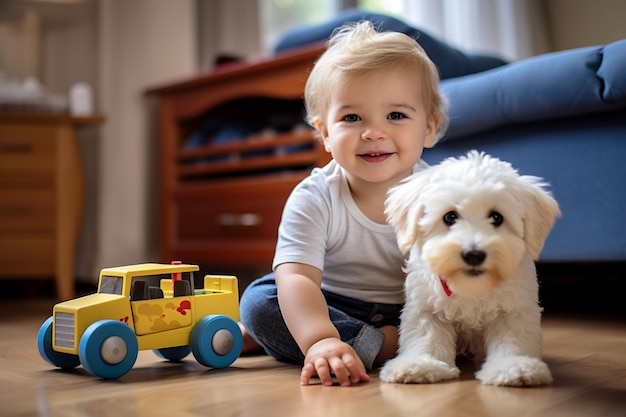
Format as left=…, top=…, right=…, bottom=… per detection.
left=462, top=250, right=486, bottom=266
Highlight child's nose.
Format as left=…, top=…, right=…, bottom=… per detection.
left=361, top=124, right=387, bottom=141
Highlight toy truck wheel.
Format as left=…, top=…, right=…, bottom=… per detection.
left=78, top=320, right=138, bottom=379
left=37, top=317, right=81, bottom=369
left=190, top=315, right=243, bottom=369
left=154, top=346, right=192, bottom=362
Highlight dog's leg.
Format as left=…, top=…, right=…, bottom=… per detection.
left=380, top=312, right=460, bottom=384
left=475, top=311, right=552, bottom=387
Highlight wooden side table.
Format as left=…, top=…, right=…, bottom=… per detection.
left=0, top=112, right=103, bottom=300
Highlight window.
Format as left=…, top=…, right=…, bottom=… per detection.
left=99, top=275, right=123, bottom=295
left=259, top=0, right=406, bottom=50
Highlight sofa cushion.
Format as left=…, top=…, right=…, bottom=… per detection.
left=273, top=8, right=508, bottom=80
left=441, top=39, right=626, bottom=140
left=598, top=39, right=626, bottom=103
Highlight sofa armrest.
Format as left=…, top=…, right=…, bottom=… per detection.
left=441, top=39, right=626, bottom=140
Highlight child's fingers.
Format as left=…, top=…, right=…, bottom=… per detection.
left=301, top=358, right=333, bottom=386
left=341, top=353, right=370, bottom=384
left=328, top=356, right=351, bottom=386
left=314, top=357, right=334, bottom=386
left=301, top=339, right=370, bottom=386
left=300, top=362, right=316, bottom=385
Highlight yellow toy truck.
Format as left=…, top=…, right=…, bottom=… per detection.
left=37, top=262, right=243, bottom=379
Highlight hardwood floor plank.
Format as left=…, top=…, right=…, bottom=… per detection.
left=1, top=300, right=625, bottom=417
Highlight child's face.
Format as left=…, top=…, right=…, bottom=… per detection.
left=316, top=68, right=437, bottom=190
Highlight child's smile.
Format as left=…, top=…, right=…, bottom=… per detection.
left=357, top=151, right=395, bottom=163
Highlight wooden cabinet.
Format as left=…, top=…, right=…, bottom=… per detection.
left=147, top=44, right=330, bottom=271
left=0, top=113, right=102, bottom=300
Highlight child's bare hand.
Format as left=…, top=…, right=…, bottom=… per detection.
left=300, top=338, right=370, bottom=386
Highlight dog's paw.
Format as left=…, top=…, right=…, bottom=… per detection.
left=380, top=355, right=460, bottom=384
left=476, top=356, right=553, bottom=387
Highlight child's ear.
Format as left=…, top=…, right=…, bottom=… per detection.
left=314, top=119, right=331, bottom=152
left=423, top=115, right=438, bottom=148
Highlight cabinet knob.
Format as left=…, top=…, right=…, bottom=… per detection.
left=218, top=213, right=262, bottom=227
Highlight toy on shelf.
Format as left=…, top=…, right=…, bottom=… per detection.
left=37, top=262, right=243, bottom=379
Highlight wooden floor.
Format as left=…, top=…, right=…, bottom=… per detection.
left=1, top=298, right=625, bottom=417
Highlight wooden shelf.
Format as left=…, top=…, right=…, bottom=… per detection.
left=148, top=44, right=330, bottom=270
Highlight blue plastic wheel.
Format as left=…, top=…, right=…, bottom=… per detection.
left=37, top=316, right=81, bottom=369
left=190, top=315, right=242, bottom=369
left=153, top=345, right=192, bottom=362
left=78, top=320, right=138, bottom=379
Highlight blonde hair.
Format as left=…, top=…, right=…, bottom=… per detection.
left=304, top=21, right=449, bottom=144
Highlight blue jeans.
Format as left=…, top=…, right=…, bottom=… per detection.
left=239, top=273, right=402, bottom=371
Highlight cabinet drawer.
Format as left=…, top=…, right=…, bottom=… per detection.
left=0, top=185, right=55, bottom=234
left=0, top=236, right=55, bottom=276
left=177, top=190, right=288, bottom=241
left=0, top=125, right=55, bottom=179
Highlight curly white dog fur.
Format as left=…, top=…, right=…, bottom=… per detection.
left=380, top=151, right=561, bottom=387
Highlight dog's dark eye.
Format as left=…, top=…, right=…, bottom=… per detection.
left=490, top=211, right=504, bottom=227
left=443, top=211, right=459, bottom=225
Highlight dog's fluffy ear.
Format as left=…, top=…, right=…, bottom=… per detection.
left=385, top=171, right=430, bottom=255
left=519, top=176, right=562, bottom=260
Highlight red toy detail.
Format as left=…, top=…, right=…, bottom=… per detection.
left=171, top=260, right=182, bottom=282
left=176, top=300, right=192, bottom=316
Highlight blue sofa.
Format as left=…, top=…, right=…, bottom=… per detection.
left=276, top=9, right=626, bottom=262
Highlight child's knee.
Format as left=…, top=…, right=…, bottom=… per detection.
left=239, top=279, right=280, bottom=336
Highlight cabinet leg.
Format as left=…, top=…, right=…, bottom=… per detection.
left=55, top=125, right=83, bottom=301
left=55, top=269, right=74, bottom=301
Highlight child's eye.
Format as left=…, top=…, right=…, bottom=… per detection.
left=388, top=112, right=407, bottom=120
left=342, top=114, right=361, bottom=122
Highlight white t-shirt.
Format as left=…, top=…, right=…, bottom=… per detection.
left=272, top=159, right=428, bottom=304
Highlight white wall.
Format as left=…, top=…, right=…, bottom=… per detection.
left=546, top=0, right=626, bottom=51
left=96, top=0, right=197, bottom=276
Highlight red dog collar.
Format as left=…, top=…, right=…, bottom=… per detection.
left=439, top=277, right=452, bottom=297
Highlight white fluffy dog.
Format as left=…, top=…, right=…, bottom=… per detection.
left=380, top=151, right=561, bottom=387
